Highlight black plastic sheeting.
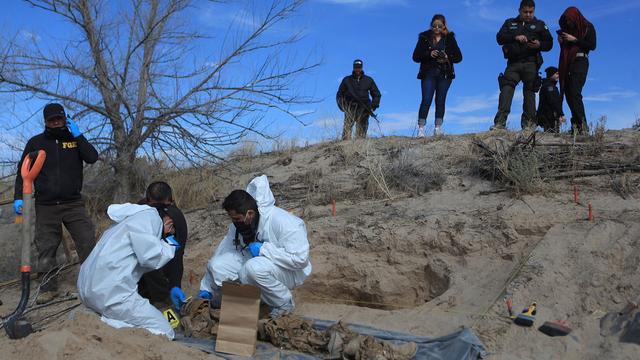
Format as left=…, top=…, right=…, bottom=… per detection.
left=175, top=319, right=487, bottom=360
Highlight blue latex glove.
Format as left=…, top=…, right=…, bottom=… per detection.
left=170, top=287, right=186, bottom=311
left=13, top=200, right=23, bottom=215
left=248, top=242, right=263, bottom=257
left=198, top=290, right=213, bottom=300
left=164, top=235, right=181, bottom=250
left=66, top=117, right=82, bottom=138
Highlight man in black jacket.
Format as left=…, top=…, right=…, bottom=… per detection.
left=336, top=59, right=381, bottom=140
left=537, top=66, right=565, bottom=133
left=492, top=0, right=553, bottom=130
left=13, top=103, right=98, bottom=303
left=137, top=181, right=188, bottom=308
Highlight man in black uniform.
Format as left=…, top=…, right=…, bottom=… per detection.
left=13, top=103, right=98, bottom=304
left=492, top=0, right=553, bottom=130
left=537, top=66, right=565, bottom=133
left=336, top=59, right=381, bottom=140
left=137, top=181, right=188, bottom=308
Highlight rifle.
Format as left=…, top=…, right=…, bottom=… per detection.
left=342, top=77, right=379, bottom=121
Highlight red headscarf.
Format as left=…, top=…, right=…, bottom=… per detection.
left=558, top=7, right=591, bottom=96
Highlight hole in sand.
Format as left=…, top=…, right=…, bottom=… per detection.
left=297, top=262, right=450, bottom=310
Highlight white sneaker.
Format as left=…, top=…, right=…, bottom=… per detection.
left=417, top=128, right=426, bottom=138
left=434, top=126, right=444, bottom=136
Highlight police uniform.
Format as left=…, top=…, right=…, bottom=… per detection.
left=537, top=73, right=564, bottom=132
left=493, top=16, right=553, bottom=129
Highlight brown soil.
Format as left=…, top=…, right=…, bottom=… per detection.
left=2, top=129, right=640, bottom=359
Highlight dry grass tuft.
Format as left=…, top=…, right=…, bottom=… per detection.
left=384, top=148, right=446, bottom=195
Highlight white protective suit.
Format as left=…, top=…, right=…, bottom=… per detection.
left=200, top=175, right=312, bottom=311
left=77, top=204, right=176, bottom=339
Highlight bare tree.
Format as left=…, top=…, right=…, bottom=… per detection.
left=0, top=0, right=317, bottom=200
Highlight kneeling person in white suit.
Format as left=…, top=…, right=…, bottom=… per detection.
left=199, top=175, right=312, bottom=317
left=77, top=203, right=180, bottom=339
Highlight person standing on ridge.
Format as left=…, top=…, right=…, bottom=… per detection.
left=336, top=59, right=382, bottom=140
left=558, top=6, right=596, bottom=135
left=412, top=14, right=462, bottom=137
left=536, top=66, right=565, bottom=133
left=491, top=0, right=553, bottom=131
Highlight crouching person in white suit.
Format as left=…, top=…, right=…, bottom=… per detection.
left=198, top=175, right=312, bottom=317
left=77, top=203, right=179, bottom=339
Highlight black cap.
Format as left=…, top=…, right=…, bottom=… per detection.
left=43, top=103, right=66, bottom=121
left=353, top=59, right=363, bottom=68
left=545, top=66, right=558, bottom=78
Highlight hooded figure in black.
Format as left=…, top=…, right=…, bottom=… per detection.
left=537, top=66, right=565, bottom=132
left=336, top=59, right=382, bottom=140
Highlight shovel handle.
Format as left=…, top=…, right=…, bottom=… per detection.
left=21, top=150, right=46, bottom=195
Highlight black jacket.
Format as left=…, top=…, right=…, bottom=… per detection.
left=14, top=128, right=99, bottom=205
left=412, top=31, right=462, bottom=79
left=140, top=204, right=188, bottom=291
left=537, top=78, right=564, bottom=120
left=561, top=22, right=596, bottom=55
left=336, top=72, right=381, bottom=111
left=498, top=16, right=553, bottom=64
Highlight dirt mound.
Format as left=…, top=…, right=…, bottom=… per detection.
left=2, top=130, right=640, bottom=359
left=0, top=311, right=214, bottom=360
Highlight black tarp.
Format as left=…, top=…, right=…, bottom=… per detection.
left=175, top=318, right=487, bottom=359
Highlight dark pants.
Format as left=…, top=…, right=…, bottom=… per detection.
left=418, top=74, right=452, bottom=126
left=342, top=107, right=370, bottom=140
left=139, top=270, right=171, bottom=303
left=494, top=61, right=538, bottom=129
left=565, top=57, right=589, bottom=134
left=35, top=199, right=96, bottom=291
left=537, top=113, right=560, bottom=133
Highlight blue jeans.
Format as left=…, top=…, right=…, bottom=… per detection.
left=418, top=75, right=452, bottom=126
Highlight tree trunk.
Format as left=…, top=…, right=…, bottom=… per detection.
left=112, top=149, right=139, bottom=203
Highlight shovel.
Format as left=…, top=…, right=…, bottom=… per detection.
left=4, top=150, right=46, bottom=339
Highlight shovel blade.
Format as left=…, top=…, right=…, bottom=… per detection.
left=5, top=317, right=33, bottom=339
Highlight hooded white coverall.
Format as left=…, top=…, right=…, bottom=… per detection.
left=77, top=204, right=176, bottom=339
left=200, top=175, right=312, bottom=311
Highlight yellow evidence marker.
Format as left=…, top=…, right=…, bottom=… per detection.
left=163, top=308, right=180, bottom=329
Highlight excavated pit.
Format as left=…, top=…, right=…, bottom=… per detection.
left=296, top=259, right=451, bottom=310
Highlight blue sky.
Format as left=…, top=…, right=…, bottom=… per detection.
left=290, top=0, right=640, bottom=139
left=2, top=0, right=640, bottom=151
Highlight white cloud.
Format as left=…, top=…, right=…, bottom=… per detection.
left=584, top=91, right=639, bottom=102
left=588, top=1, right=640, bottom=19
left=463, top=0, right=513, bottom=24
left=291, top=109, right=316, bottom=117
left=313, top=115, right=341, bottom=128
left=19, top=29, right=40, bottom=42
left=447, top=92, right=500, bottom=114
left=317, top=0, right=408, bottom=7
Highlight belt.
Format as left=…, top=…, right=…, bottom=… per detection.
left=576, top=52, right=588, bottom=58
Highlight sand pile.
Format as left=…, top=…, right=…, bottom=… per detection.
left=2, top=129, right=640, bottom=359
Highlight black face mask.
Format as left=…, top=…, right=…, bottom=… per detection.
left=234, top=211, right=260, bottom=245
left=45, top=126, right=70, bottom=139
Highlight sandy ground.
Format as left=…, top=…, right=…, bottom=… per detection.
left=1, top=130, right=640, bottom=359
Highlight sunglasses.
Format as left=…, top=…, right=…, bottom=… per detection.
left=432, top=24, right=445, bottom=29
